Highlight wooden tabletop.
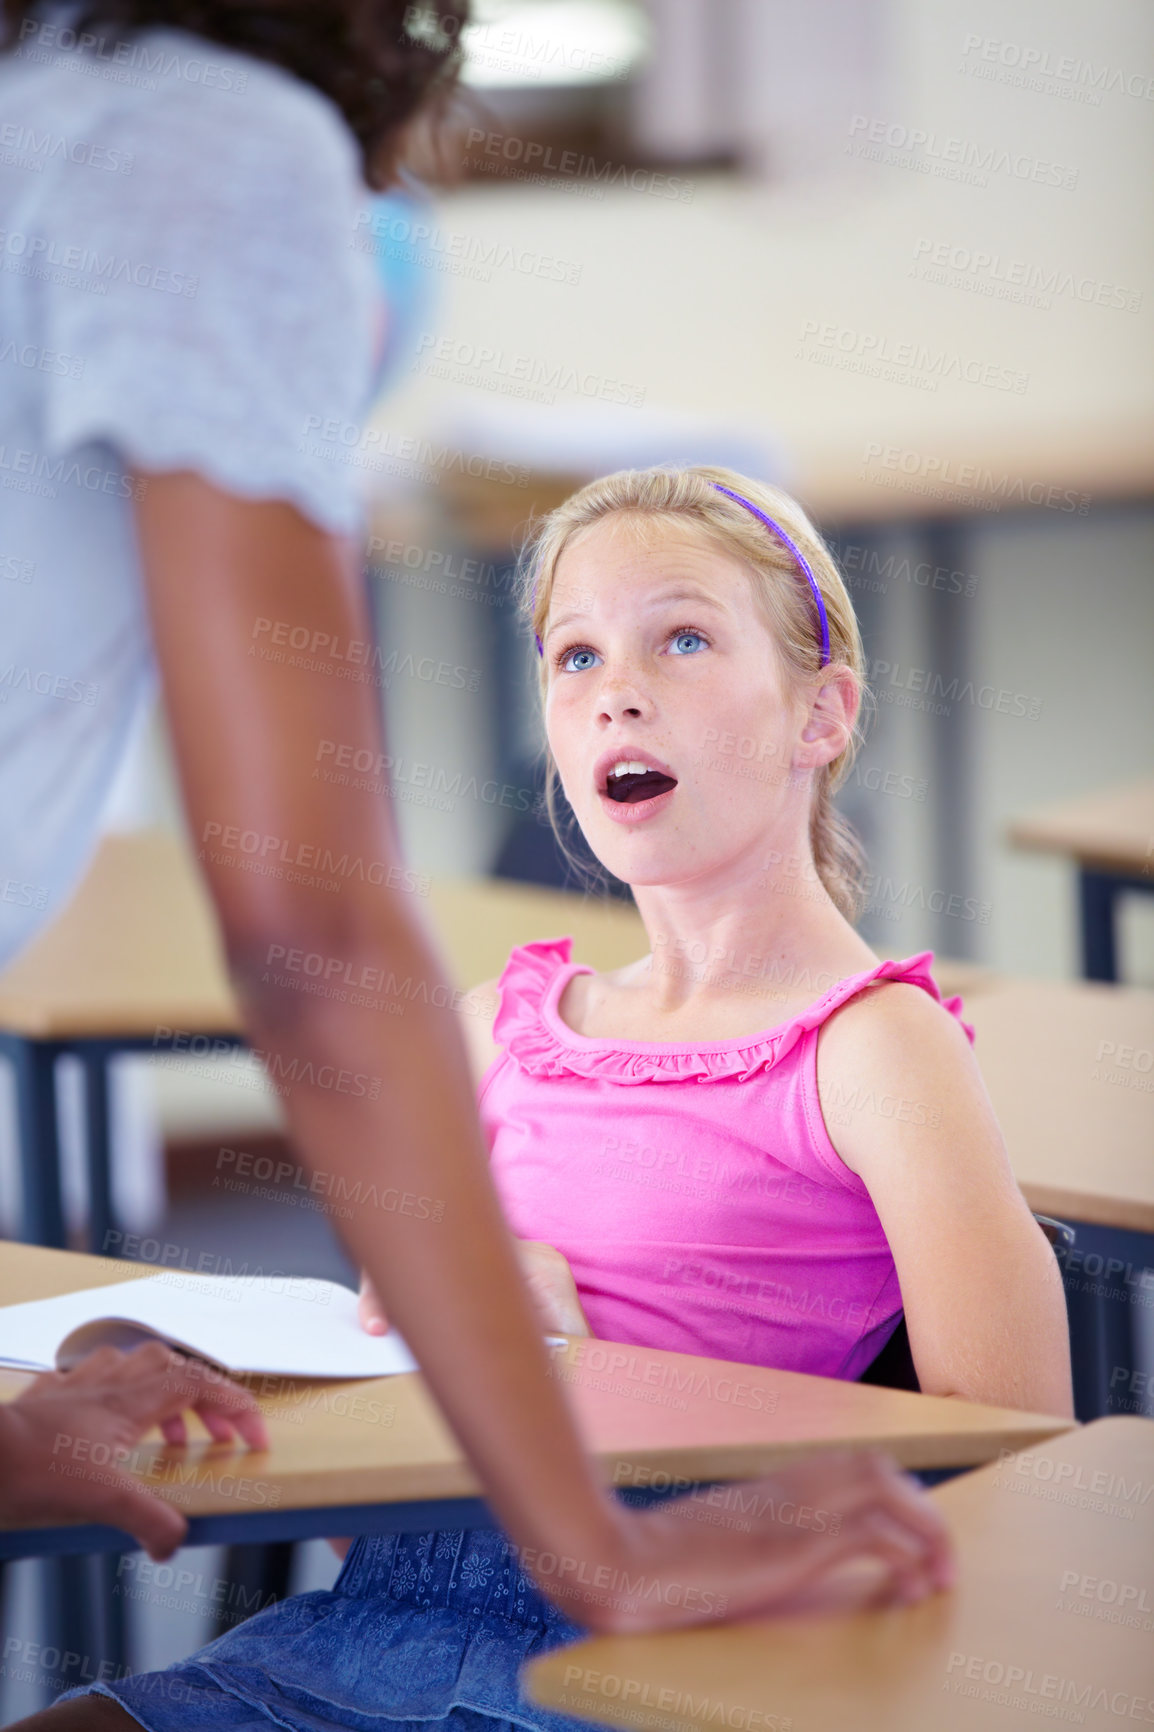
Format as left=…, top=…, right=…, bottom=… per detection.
left=0, top=1243, right=1074, bottom=1531
left=526, top=1416, right=1154, bottom=1732
left=1008, top=778, right=1154, bottom=878
left=967, top=980, right=1154, bottom=1235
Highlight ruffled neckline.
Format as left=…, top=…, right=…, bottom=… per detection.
left=492, top=937, right=973, bottom=1086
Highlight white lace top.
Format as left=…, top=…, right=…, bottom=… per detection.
left=0, top=23, right=377, bottom=965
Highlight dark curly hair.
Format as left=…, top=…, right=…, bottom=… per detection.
left=0, top=1, right=470, bottom=187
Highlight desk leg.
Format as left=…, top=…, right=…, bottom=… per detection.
left=3, top=1035, right=67, bottom=1249
left=80, top=1046, right=116, bottom=1257
left=1079, top=870, right=1119, bottom=981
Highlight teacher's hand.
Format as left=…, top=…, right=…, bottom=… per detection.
left=359, top=1239, right=592, bottom=1341
left=531, top=1449, right=954, bottom=1631
left=0, top=1342, right=268, bottom=1560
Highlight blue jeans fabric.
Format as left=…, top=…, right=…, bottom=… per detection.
left=61, top=1523, right=602, bottom=1732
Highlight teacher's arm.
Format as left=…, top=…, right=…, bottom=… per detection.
left=131, top=472, right=953, bottom=1627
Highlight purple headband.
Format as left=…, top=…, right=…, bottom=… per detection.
left=532, top=482, right=831, bottom=667
left=710, top=485, right=831, bottom=667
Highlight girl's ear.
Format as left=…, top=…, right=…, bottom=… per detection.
left=795, top=666, right=859, bottom=770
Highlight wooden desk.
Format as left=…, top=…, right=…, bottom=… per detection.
left=0, top=1242, right=1075, bottom=1558
left=1007, top=778, right=1154, bottom=981
left=967, top=980, right=1154, bottom=1236
left=526, top=1417, right=1154, bottom=1732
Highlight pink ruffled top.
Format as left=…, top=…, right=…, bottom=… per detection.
left=478, top=939, right=974, bottom=1380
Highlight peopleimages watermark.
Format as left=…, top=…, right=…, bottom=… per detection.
left=367, top=534, right=520, bottom=610
left=0, top=226, right=197, bottom=297
left=412, top=331, right=646, bottom=409
left=828, top=536, right=979, bottom=600
left=0, top=551, right=35, bottom=584
left=49, top=1428, right=283, bottom=1509
left=401, top=5, right=631, bottom=83
left=554, top=1667, right=791, bottom=1732
left=115, top=1555, right=279, bottom=1624
left=259, top=935, right=486, bottom=1022
left=664, top=1254, right=891, bottom=1338
left=1, top=1635, right=130, bottom=1691
left=1, top=338, right=85, bottom=379
left=299, top=415, right=529, bottom=490
left=151, top=1025, right=384, bottom=1104
left=460, top=127, right=695, bottom=203
left=611, top=1463, right=844, bottom=1540
left=1055, top=1568, right=1154, bottom=1633
left=796, top=319, right=1028, bottom=394
left=594, top=1131, right=819, bottom=1209
left=1, top=444, right=145, bottom=503
left=1092, top=1039, right=1154, bottom=1096
left=0, top=121, right=134, bottom=176
left=249, top=615, right=481, bottom=694
left=860, top=441, right=1092, bottom=516
left=97, top=1235, right=338, bottom=1309
left=549, top=1338, right=777, bottom=1415
left=993, top=1446, right=1154, bottom=1521
left=862, top=872, right=991, bottom=926
left=214, top=1146, right=445, bottom=1226
left=198, top=821, right=431, bottom=900
left=845, top=112, right=1078, bottom=190
left=1056, top=1242, right=1154, bottom=1312
left=13, top=15, right=249, bottom=91
left=314, top=738, right=535, bottom=817
left=867, top=654, right=1043, bottom=720
left=959, top=33, right=1154, bottom=105
left=352, top=206, right=582, bottom=287
left=944, top=1650, right=1154, bottom=1721
left=910, top=237, right=1142, bottom=315
left=0, top=876, right=48, bottom=912
left=1109, top=1366, right=1154, bottom=1416
left=0, top=660, right=99, bottom=706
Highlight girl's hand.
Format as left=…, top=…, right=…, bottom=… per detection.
left=515, top=1240, right=592, bottom=1338
left=358, top=1268, right=390, bottom=1336
left=358, top=1241, right=591, bottom=1341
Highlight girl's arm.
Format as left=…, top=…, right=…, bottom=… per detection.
left=818, top=984, right=1074, bottom=1417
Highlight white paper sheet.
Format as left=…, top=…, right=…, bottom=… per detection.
left=0, top=1275, right=419, bottom=1379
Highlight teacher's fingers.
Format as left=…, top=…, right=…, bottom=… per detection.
left=85, top=1467, right=191, bottom=1562
left=76, top=1342, right=269, bottom=1450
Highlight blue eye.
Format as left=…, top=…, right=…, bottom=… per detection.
left=560, top=646, right=601, bottom=673
left=669, top=630, right=707, bottom=656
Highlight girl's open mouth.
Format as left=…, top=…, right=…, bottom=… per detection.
left=605, top=768, right=678, bottom=804
left=595, top=755, right=679, bottom=823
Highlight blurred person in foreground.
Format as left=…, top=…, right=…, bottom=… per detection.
left=0, top=0, right=951, bottom=1668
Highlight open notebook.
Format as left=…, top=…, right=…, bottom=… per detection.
left=0, top=1275, right=421, bottom=1380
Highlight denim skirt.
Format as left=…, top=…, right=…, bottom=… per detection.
left=63, top=1522, right=601, bottom=1732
